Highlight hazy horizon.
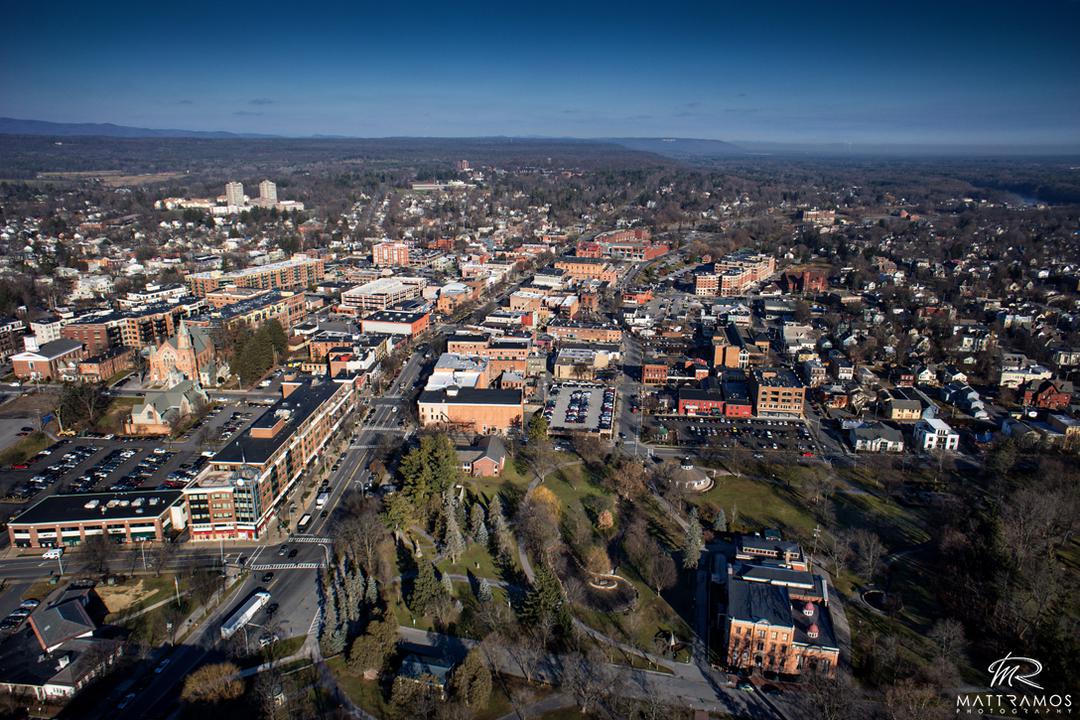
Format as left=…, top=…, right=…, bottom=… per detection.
left=4, top=0, right=1079, bottom=146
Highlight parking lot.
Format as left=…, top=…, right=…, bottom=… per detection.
left=543, top=382, right=616, bottom=435
left=655, top=416, right=818, bottom=456
left=0, top=399, right=264, bottom=519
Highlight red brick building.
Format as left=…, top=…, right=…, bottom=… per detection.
left=1022, top=379, right=1073, bottom=410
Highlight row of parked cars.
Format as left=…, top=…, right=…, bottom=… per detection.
left=70, top=448, right=139, bottom=493
left=0, top=599, right=39, bottom=631
left=598, top=387, right=616, bottom=431
left=26, top=445, right=100, bottom=495
left=162, top=454, right=209, bottom=489
left=215, top=408, right=255, bottom=439
left=110, top=448, right=176, bottom=491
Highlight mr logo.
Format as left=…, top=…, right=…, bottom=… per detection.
left=987, top=653, right=1044, bottom=691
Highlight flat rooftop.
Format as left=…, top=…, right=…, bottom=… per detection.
left=214, top=379, right=344, bottom=465
left=418, top=387, right=521, bottom=406
left=10, top=490, right=183, bottom=526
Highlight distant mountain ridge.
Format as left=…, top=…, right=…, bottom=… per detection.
left=0, top=118, right=748, bottom=159
left=601, top=137, right=747, bottom=158
left=0, top=117, right=277, bottom=139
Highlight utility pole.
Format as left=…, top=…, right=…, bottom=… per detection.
left=141, top=541, right=147, bottom=571
left=174, top=575, right=182, bottom=607
left=56, top=553, right=64, bottom=577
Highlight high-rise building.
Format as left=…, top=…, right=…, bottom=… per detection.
left=225, top=181, right=245, bottom=207
left=259, top=180, right=277, bottom=203
left=372, top=241, right=411, bottom=267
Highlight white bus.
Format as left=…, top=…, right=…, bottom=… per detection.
left=297, top=513, right=312, bottom=532
left=220, top=591, right=271, bottom=640
left=315, top=491, right=330, bottom=508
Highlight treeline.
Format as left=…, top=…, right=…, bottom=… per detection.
left=229, top=320, right=287, bottom=387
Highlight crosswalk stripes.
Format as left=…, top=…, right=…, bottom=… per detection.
left=290, top=536, right=333, bottom=543
left=250, top=562, right=322, bottom=570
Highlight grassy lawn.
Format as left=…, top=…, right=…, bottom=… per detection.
left=0, top=431, right=51, bottom=466
left=100, top=573, right=178, bottom=619
left=22, top=578, right=58, bottom=601
left=833, top=490, right=930, bottom=549
left=93, top=397, right=139, bottom=435
left=690, top=472, right=818, bottom=537
left=540, top=463, right=606, bottom=510
left=237, top=635, right=307, bottom=667
left=328, top=656, right=396, bottom=718
left=435, top=542, right=515, bottom=580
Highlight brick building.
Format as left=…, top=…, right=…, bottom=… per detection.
left=372, top=241, right=412, bottom=267
left=751, top=368, right=805, bottom=417
left=417, top=387, right=523, bottom=434
left=184, top=376, right=358, bottom=540
left=186, top=254, right=325, bottom=296
left=77, top=346, right=134, bottom=383
left=8, top=490, right=185, bottom=548
left=11, top=339, right=85, bottom=382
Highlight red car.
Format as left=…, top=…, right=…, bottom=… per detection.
left=801, top=451, right=814, bottom=458
left=10, top=463, right=29, bottom=470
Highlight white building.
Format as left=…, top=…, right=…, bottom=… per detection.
left=259, top=180, right=277, bottom=203
left=225, top=182, right=245, bottom=208
left=913, top=418, right=959, bottom=451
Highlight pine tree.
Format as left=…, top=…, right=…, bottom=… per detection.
left=475, top=521, right=489, bottom=547
left=477, top=577, right=493, bottom=603
left=409, top=562, right=444, bottom=616
left=520, top=564, right=571, bottom=636
left=444, top=506, right=466, bottom=564
left=684, top=507, right=704, bottom=569
left=355, top=569, right=367, bottom=609
left=712, top=507, right=727, bottom=533
left=320, top=579, right=346, bottom=656
left=441, top=570, right=455, bottom=597
left=490, top=497, right=514, bottom=562
left=450, top=648, right=492, bottom=708
left=469, top=503, right=486, bottom=541
left=365, top=576, right=379, bottom=604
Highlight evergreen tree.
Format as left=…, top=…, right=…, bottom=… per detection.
left=450, top=648, right=492, bottom=708
left=365, top=576, right=379, bottom=604
left=444, top=502, right=466, bottom=564
left=526, top=412, right=549, bottom=444
left=409, top=562, right=444, bottom=616
left=477, top=577, right=494, bottom=603
left=520, top=564, right=571, bottom=636
left=490, top=497, right=514, bottom=562
left=712, top=507, right=727, bottom=533
left=441, top=570, right=455, bottom=597
left=319, top=578, right=346, bottom=655
left=355, top=568, right=367, bottom=610
left=469, top=502, right=486, bottom=541
left=475, top=521, right=489, bottom=547
left=684, top=507, right=704, bottom=569
left=400, top=434, right=462, bottom=523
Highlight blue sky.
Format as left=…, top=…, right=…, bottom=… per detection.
left=3, top=0, right=1079, bottom=144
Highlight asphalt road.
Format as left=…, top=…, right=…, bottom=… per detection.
left=87, top=345, right=431, bottom=720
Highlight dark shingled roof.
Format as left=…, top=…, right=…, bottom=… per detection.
left=727, top=579, right=792, bottom=627
left=418, top=387, right=522, bottom=406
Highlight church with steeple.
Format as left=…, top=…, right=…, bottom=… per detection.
left=147, top=320, right=228, bottom=386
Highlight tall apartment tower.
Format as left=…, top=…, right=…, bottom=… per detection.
left=225, top=182, right=245, bottom=207
left=259, top=180, right=277, bottom=203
